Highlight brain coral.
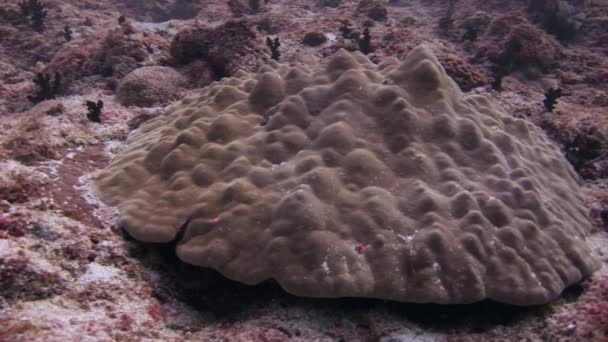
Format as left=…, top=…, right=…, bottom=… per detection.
left=117, top=66, right=187, bottom=107
left=95, top=45, right=600, bottom=305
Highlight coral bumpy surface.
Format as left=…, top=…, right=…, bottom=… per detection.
left=94, top=45, right=600, bottom=305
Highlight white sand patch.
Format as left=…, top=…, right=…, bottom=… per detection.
left=0, top=239, right=17, bottom=258
left=380, top=330, right=443, bottom=342
left=588, top=231, right=608, bottom=277
left=78, top=262, right=123, bottom=284
left=37, top=158, right=63, bottom=179
left=103, top=140, right=126, bottom=158
left=76, top=169, right=120, bottom=225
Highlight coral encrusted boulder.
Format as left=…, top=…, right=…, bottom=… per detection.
left=94, top=45, right=600, bottom=305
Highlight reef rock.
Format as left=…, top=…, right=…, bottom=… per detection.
left=95, top=45, right=599, bottom=305
left=169, top=20, right=264, bottom=78
left=477, top=14, right=560, bottom=71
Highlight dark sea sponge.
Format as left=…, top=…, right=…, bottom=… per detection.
left=303, top=31, right=328, bottom=47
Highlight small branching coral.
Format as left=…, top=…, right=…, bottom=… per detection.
left=63, top=24, right=72, bottom=42
left=563, top=125, right=604, bottom=176
left=490, top=64, right=508, bottom=91
left=338, top=19, right=372, bottom=54
left=28, top=72, right=61, bottom=103
left=266, top=36, right=281, bottom=61
left=85, top=100, right=103, bottom=123
left=487, top=38, right=519, bottom=88
left=463, top=25, right=478, bottom=41
left=358, top=27, right=372, bottom=54
left=544, top=87, right=563, bottom=112
left=19, top=0, right=47, bottom=33
left=339, top=19, right=358, bottom=40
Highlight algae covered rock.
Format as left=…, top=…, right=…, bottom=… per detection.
left=478, top=14, right=560, bottom=71
left=169, top=20, right=264, bottom=78
left=95, top=45, right=599, bottom=305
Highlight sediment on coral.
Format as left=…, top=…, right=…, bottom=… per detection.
left=94, top=45, right=599, bottom=306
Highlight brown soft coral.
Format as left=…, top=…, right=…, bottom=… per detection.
left=95, top=45, right=599, bottom=305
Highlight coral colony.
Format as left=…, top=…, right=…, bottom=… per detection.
left=2, top=0, right=608, bottom=340
left=95, top=45, right=598, bottom=305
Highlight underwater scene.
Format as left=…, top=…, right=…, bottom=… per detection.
left=0, top=0, right=607, bottom=340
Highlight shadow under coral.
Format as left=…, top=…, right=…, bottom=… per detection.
left=121, top=228, right=585, bottom=335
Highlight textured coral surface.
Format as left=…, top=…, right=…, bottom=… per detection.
left=95, top=45, right=599, bottom=305
left=117, top=66, right=187, bottom=107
